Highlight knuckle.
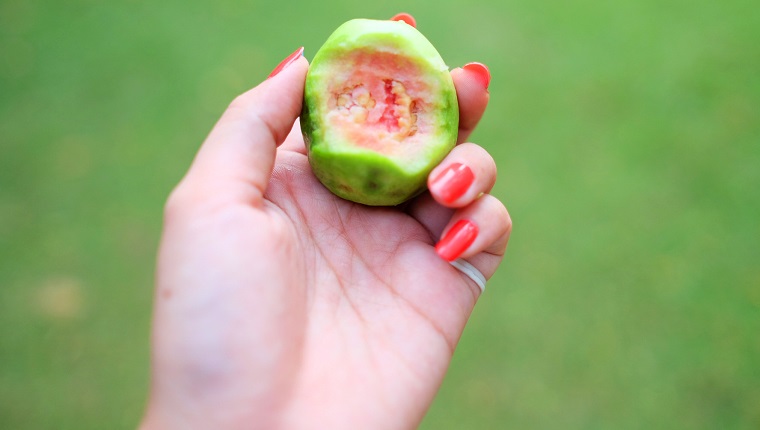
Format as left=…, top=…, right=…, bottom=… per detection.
left=473, top=145, right=497, bottom=176
left=493, top=197, right=512, bottom=232
left=481, top=193, right=512, bottom=233
left=503, top=206, right=513, bottom=234
left=489, top=198, right=512, bottom=256
left=227, top=92, right=249, bottom=113
left=458, top=143, right=497, bottom=174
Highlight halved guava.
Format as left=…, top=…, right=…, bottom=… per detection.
left=302, top=18, right=459, bottom=206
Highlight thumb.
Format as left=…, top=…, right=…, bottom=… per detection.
left=180, top=48, right=308, bottom=207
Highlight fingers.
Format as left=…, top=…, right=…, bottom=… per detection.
left=451, top=64, right=491, bottom=144
left=428, top=145, right=508, bottom=267
left=409, top=142, right=497, bottom=238
left=428, top=143, right=497, bottom=207
left=409, top=192, right=511, bottom=278
left=172, top=49, right=309, bottom=210
left=435, top=196, right=511, bottom=264
left=407, top=141, right=510, bottom=280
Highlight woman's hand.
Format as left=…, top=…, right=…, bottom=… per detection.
left=141, top=16, right=511, bottom=430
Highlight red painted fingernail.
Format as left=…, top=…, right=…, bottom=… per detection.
left=436, top=219, right=479, bottom=262
left=462, top=62, right=491, bottom=90
left=430, top=163, right=475, bottom=204
left=391, top=13, right=416, bottom=28
left=268, top=46, right=304, bottom=79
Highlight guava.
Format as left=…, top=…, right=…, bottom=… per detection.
left=301, top=18, right=459, bottom=206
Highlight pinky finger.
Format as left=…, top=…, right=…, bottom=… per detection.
left=435, top=194, right=512, bottom=277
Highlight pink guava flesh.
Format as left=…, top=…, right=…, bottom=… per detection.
left=322, top=51, right=438, bottom=159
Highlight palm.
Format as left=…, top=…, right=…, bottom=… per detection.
left=145, top=55, right=504, bottom=430
left=247, top=147, right=477, bottom=427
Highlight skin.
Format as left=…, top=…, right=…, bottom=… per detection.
left=140, top=26, right=511, bottom=430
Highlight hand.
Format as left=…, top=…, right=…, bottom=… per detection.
left=141, top=17, right=511, bottom=430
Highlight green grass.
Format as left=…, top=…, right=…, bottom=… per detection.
left=1, top=0, right=758, bottom=428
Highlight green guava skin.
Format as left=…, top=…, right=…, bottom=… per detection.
left=302, top=18, right=459, bottom=206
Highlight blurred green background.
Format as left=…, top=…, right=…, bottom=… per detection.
left=1, top=0, right=758, bottom=428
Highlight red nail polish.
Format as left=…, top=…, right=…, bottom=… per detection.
left=268, top=46, right=304, bottom=79
left=431, top=163, right=475, bottom=204
left=436, top=219, right=478, bottom=262
left=391, top=13, right=416, bottom=28
left=462, top=62, right=491, bottom=90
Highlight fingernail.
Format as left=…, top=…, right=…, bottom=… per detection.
left=436, top=219, right=479, bottom=262
left=430, top=163, right=475, bottom=204
left=391, top=13, right=417, bottom=28
left=268, top=46, right=304, bottom=79
left=462, top=62, right=491, bottom=90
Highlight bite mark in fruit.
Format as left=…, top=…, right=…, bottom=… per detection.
left=302, top=18, right=459, bottom=206
left=332, top=79, right=418, bottom=139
